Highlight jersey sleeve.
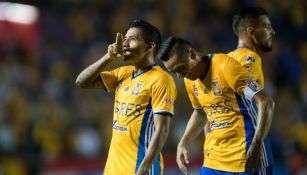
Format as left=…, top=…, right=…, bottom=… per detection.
left=223, top=58, right=263, bottom=101
left=151, top=75, right=177, bottom=117
left=235, top=52, right=264, bottom=87
left=184, top=78, right=202, bottom=110
left=100, top=67, right=127, bottom=92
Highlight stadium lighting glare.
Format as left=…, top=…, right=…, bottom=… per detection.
left=0, top=2, right=38, bottom=24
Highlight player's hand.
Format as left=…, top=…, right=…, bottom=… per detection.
left=106, top=32, right=124, bottom=61
left=176, top=142, right=190, bottom=175
left=135, top=169, right=146, bottom=175
left=245, top=141, right=262, bottom=172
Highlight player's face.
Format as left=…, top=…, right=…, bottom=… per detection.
left=163, top=52, right=199, bottom=80
left=254, top=15, right=276, bottom=52
left=123, top=27, right=148, bottom=62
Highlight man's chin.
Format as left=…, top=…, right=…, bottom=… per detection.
left=123, top=55, right=133, bottom=61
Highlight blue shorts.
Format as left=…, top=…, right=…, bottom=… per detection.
left=200, top=166, right=272, bottom=175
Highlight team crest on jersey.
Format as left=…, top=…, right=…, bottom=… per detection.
left=212, top=80, right=222, bottom=96
left=245, top=56, right=255, bottom=64
left=193, top=85, right=199, bottom=96
left=131, top=82, right=143, bottom=96
left=247, top=78, right=262, bottom=93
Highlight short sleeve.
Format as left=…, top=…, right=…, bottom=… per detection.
left=100, top=66, right=131, bottom=92
left=184, top=78, right=202, bottom=110
left=151, top=76, right=177, bottom=117
left=223, top=58, right=263, bottom=100
left=229, top=50, right=264, bottom=87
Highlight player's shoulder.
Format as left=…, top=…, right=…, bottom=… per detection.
left=151, top=65, right=175, bottom=83
left=227, top=48, right=261, bottom=64
left=210, top=53, right=239, bottom=65
left=117, top=65, right=134, bottom=72
left=115, top=65, right=134, bottom=78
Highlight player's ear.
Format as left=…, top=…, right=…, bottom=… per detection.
left=187, top=47, right=197, bottom=60
left=246, top=27, right=255, bottom=36
left=146, top=42, right=155, bottom=52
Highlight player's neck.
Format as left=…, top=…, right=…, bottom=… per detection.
left=237, top=40, right=258, bottom=53
left=198, top=55, right=211, bottom=80
left=133, top=56, right=155, bottom=73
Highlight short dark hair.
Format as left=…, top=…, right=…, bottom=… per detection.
left=157, top=37, right=192, bottom=61
left=232, top=7, right=268, bottom=35
left=128, top=19, right=161, bottom=56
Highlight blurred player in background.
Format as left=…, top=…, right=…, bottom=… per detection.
left=158, top=37, right=274, bottom=175
left=228, top=7, right=276, bottom=173
left=76, top=20, right=176, bottom=175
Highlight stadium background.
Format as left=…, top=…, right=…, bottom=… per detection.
left=0, top=0, right=306, bottom=174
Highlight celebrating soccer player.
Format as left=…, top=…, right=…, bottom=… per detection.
left=76, top=20, right=176, bottom=175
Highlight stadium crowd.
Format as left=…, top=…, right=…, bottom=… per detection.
left=0, top=0, right=306, bottom=174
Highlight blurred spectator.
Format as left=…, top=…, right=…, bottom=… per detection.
left=0, top=0, right=306, bottom=174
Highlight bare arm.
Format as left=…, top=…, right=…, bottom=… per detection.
left=177, top=109, right=206, bottom=174
left=246, top=90, right=274, bottom=172
left=135, top=114, right=171, bottom=175
left=252, top=90, right=275, bottom=144
left=75, top=33, right=124, bottom=89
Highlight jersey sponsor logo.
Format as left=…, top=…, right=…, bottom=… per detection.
left=212, top=80, right=222, bottom=96
left=245, top=56, right=255, bottom=64
left=210, top=120, right=232, bottom=129
left=247, top=78, right=262, bottom=93
left=114, top=101, right=142, bottom=117
left=205, top=100, right=233, bottom=117
left=113, top=120, right=128, bottom=132
left=131, top=82, right=143, bottom=96
left=162, top=97, right=174, bottom=105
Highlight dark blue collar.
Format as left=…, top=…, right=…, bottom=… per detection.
left=132, top=64, right=157, bottom=79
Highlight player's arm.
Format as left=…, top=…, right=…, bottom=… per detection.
left=251, top=90, right=274, bottom=147
left=223, top=56, right=275, bottom=171
left=245, top=89, right=274, bottom=172
left=177, top=109, right=207, bottom=175
left=135, top=114, right=171, bottom=175
left=75, top=33, right=124, bottom=89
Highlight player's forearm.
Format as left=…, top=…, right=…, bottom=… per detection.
left=179, top=109, right=206, bottom=147
left=253, top=93, right=275, bottom=144
left=76, top=54, right=111, bottom=88
left=137, top=123, right=169, bottom=174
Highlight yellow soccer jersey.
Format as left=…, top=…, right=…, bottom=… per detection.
left=184, top=54, right=267, bottom=172
left=100, top=64, right=176, bottom=175
left=227, top=48, right=264, bottom=87
left=228, top=48, right=273, bottom=169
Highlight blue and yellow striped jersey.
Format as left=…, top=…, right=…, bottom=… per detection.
left=184, top=53, right=270, bottom=172
left=100, top=65, right=176, bottom=175
left=228, top=48, right=273, bottom=169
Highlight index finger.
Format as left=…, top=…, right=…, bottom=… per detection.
left=116, top=32, right=123, bottom=48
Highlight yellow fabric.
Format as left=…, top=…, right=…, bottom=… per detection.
left=227, top=48, right=264, bottom=87
left=184, top=54, right=255, bottom=172
left=101, top=65, right=176, bottom=175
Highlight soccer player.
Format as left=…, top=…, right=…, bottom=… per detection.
left=157, top=37, right=274, bottom=175
left=228, top=7, right=276, bottom=172
left=76, top=20, right=176, bottom=175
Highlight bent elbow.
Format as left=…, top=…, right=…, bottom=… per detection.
left=75, top=78, right=87, bottom=88
left=268, top=96, right=275, bottom=110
